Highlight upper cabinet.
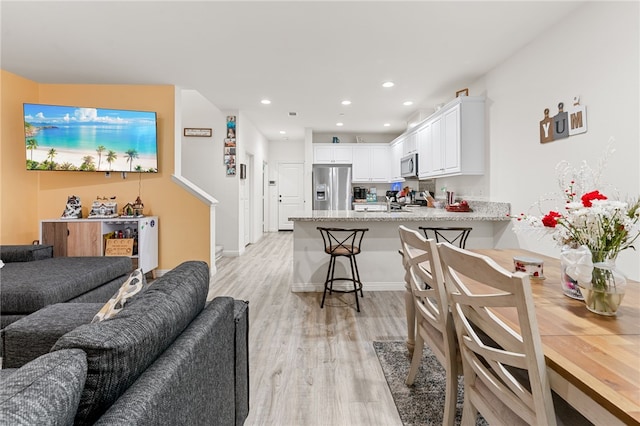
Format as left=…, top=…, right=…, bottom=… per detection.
left=352, top=144, right=390, bottom=183
left=313, top=144, right=353, bottom=164
left=416, top=96, right=485, bottom=179
left=402, top=132, right=417, bottom=156
left=389, top=139, right=404, bottom=182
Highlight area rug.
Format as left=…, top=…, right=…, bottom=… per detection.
left=373, top=341, right=487, bottom=426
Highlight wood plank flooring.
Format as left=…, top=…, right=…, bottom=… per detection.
left=208, top=231, right=407, bottom=426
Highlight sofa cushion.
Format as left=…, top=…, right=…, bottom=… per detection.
left=0, top=245, right=53, bottom=263
left=1, top=256, right=132, bottom=314
left=2, top=303, right=102, bottom=369
left=0, top=349, right=87, bottom=426
left=52, top=260, right=209, bottom=425
left=92, top=268, right=147, bottom=323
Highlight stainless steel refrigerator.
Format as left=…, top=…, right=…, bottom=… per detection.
left=312, top=164, right=352, bottom=210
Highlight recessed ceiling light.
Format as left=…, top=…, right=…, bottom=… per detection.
left=279, top=130, right=286, bottom=134
left=384, top=123, right=390, bottom=127
left=382, top=81, right=394, bottom=88
left=261, top=99, right=271, bottom=105
left=336, top=122, right=344, bottom=126
left=403, top=101, right=414, bottom=106
left=341, top=100, right=351, bottom=105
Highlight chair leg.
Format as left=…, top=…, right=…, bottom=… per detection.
left=443, top=365, right=457, bottom=426
left=353, top=254, right=364, bottom=297
left=348, top=255, right=360, bottom=312
left=328, top=256, right=336, bottom=295
left=320, top=255, right=335, bottom=309
left=405, top=331, right=424, bottom=386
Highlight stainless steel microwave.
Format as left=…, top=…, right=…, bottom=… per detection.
left=401, top=153, right=418, bottom=178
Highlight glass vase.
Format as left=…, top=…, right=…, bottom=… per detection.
left=560, top=246, right=585, bottom=300
left=578, top=251, right=627, bottom=316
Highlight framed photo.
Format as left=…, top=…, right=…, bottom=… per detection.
left=456, top=88, right=469, bottom=98
left=184, top=128, right=212, bottom=137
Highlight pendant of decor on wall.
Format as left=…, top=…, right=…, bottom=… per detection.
left=225, top=116, right=236, bottom=176
left=539, top=96, right=587, bottom=144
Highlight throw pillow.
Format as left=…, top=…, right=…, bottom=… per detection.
left=0, top=349, right=87, bottom=426
left=91, top=268, right=147, bottom=323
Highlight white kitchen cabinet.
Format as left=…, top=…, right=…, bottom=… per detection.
left=416, top=96, right=484, bottom=178
left=352, top=145, right=390, bottom=183
left=313, top=144, right=353, bottom=164
left=403, top=132, right=417, bottom=156
left=389, top=139, right=404, bottom=182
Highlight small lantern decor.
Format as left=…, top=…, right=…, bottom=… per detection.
left=133, top=196, right=145, bottom=217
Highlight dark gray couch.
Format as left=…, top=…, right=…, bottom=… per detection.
left=1, top=260, right=250, bottom=426
left=0, top=245, right=132, bottom=328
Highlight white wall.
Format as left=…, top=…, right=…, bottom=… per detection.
left=474, top=2, right=639, bottom=279
left=180, top=92, right=271, bottom=256
left=238, top=111, right=269, bottom=247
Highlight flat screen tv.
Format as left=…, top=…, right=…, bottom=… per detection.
left=24, top=103, right=158, bottom=173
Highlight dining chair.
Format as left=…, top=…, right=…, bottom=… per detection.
left=419, top=226, right=472, bottom=248
left=437, top=242, right=588, bottom=426
left=398, top=226, right=461, bottom=426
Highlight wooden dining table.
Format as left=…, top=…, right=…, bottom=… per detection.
left=404, top=248, right=640, bottom=425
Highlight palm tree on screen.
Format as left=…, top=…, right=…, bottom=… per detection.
left=26, top=138, right=38, bottom=161
left=125, top=149, right=139, bottom=172
left=106, top=150, right=117, bottom=171
left=81, top=155, right=95, bottom=171
left=46, top=148, right=57, bottom=170
left=96, top=145, right=106, bottom=170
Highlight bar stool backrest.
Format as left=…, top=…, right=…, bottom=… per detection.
left=420, top=227, right=471, bottom=249
left=317, top=227, right=368, bottom=256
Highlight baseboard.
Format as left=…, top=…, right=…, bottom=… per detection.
left=291, top=281, right=405, bottom=292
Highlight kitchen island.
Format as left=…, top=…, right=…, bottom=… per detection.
left=289, top=201, right=511, bottom=292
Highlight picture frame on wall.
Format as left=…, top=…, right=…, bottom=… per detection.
left=455, top=88, right=469, bottom=97
left=184, top=128, right=212, bottom=137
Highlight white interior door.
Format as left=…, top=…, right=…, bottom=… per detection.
left=278, top=162, right=304, bottom=230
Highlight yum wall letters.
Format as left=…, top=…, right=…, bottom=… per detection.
left=539, top=96, right=587, bottom=144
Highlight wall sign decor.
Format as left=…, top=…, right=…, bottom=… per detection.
left=456, top=88, right=469, bottom=97
left=184, top=128, right=212, bottom=137
left=225, top=116, right=236, bottom=176
left=539, top=96, right=587, bottom=144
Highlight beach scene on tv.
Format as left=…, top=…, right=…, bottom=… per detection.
left=24, top=104, right=158, bottom=172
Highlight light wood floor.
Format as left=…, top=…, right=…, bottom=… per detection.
left=208, top=231, right=407, bottom=426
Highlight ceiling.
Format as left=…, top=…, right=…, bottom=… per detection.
left=1, top=1, right=584, bottom=142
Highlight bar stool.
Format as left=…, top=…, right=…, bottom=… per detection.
left=419, top=226, right=472, bottom=249
left=317, top=227, right=368, bottom=312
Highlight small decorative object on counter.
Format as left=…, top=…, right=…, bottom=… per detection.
left=88, top=196, right=118, bottom=219
left=513, top=256, right=545, bottom=282
left=578, top=250, right=627, bottom=316
left=133, top=196, right=145, bottom=217
left=61, top=195, right=82, bottom=219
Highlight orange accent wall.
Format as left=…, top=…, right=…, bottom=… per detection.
left=0, top=69, right=211, bottom=270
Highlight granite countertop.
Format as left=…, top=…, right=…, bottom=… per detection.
left=289, top=201, right=511, bottom=222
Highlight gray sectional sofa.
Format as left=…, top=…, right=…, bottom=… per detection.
left=0, top=245, right=133, bottom=328
left=1, top=260, right=249, bottom=425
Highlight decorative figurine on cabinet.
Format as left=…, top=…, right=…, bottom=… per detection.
left=133, top=196, right=144, bottom=217
left=121, top=202, right=135, bottom=217
left=61, top=195, right=82, bottom=219
left=88, top=196, right=118, bottom=218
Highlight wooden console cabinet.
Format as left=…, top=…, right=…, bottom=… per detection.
left=40, top=216, right=159, bottom=274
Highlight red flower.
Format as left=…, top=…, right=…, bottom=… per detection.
left=581, top=190, right=607, bottom=207
left=542, top=211, right=562, bottom=227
